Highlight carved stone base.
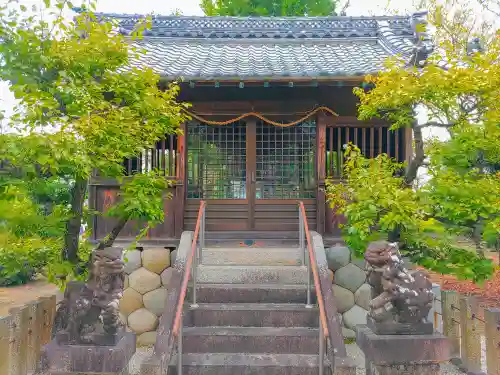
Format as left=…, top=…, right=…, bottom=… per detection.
left=37, top=332, right=136, bottom=375
left=370, top=363, right=441, bottom=375
left=367, top=316, right=434, bottom=335
left=356, top=326, right=450, bottom=375
left=56, top=332, right=124, bottom=346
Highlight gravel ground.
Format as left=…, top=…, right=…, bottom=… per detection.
left=129, top=345, right=463, bottom=375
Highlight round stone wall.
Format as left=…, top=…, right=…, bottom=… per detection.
left=325, top=244, right=371, bottom=339
left=119, top=247, right=177, bottom=346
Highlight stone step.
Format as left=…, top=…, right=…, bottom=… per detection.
left=167, top=353, right=330, bottom=375
left=187, top=284, right=317, bottom=304
left=182, top=326, right=320, bottom=354
left=185, top=303, right=319, bottom=328
left=196, top=265, right=308, bottom=284
left=201, top=247, right=303, bottom=266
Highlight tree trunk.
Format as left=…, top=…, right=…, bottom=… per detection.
left=97, top=216, right=129, bottom=250
left=63, top=178, right=87, bottom=263
left=472, top=219, right=485, bottom=257
left=388, top=226, right=401, bottom=243
left=404, top=125, right=425, bottom=186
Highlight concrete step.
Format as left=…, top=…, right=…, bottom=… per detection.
left=201, top=247, right=303, bottom=266
left=168, top=353, right=330, bottom=375
left=187, top=284, right=317, bottom=304
left=182, top=326, right=320, bottom=354
left=197, top=265, right=308, bottom=284
left=186, top=303, right=319, bottom=328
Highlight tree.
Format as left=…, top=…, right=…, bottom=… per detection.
left=327, top=145, right=495, bottom=282
left=200, top=0, right=338, bottom=16
left=326, top=0, right=500, bottom=280
left=0, top=0, right=189, bottom=281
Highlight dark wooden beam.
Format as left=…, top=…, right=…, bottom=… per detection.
left=175, top=122, right=187, bottom=238
left=316, top=113, right=327, bottom=236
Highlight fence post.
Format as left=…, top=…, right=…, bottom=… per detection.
left=9, top=305, right=30, bottom=375
left=459, top=295, right=482, bottom=373
left=39, top=295, right=56, bottom=345
left=441, top=290, right=460, bottom=359
left=429, top=283, right=441, bottom=332
left=0, top=316, right=12, bottom=375
left=27, top=300, right=44, bottom=373
left=484, top=308, right=500, bottom=375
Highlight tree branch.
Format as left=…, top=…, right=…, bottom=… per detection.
left=419, top=121, right=455, bottom=128
left=97, top=215, right=129, bottom=250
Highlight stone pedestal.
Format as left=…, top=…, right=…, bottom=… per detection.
left=37, top=332, right=136, bottom=375
left=356, top=326, right=450, bottom=375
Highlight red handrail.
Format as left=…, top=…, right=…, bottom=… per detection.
left=299, top=201, right=329, bottom=337
left=172, top=200, right=206, bottom=336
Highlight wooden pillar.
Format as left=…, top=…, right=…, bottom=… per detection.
left=405, top=126, right=413, bottom=165
left=316, top=113, right=327, bottom=235
left=175, top=122, right=187, bottom=238
left=485, top=308, right=500, bottom=375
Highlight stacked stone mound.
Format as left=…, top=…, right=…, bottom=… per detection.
left=325, top=245, right=371, bottom=339
left=119, top=247, right=177, bottom=346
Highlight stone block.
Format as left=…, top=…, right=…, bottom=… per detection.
left=354, top=283, right=372, bottom=310
left=332, top=285, right=355, bottom=314
left=334, top=356, right=357, bottom=375
left=170, top=249, right=178, bottom=266
left=128, top=308, right=158, bottom=334
left=334, top=263, right=366, bottom=292
left=142, top=248, right=171, bottom=274
left=343, top=305, right=368, bottom=331
left=351, top=256, right=366, bottom=270
left=143, top=287, right=168, bottom=316
left=356, top=325, right=450, bottom=374
left=342, top=327, right=356, bottom=339
left=123, top=249, right=142, bottom=274
left=367, top=316, right=434, bottom=335
left=137, top=331, right=157, bottom=347
left=325, top=246, right=351, bottom=271
left=38, top=332, right=136, bottom=374
left=119, top=287, right=143, bottom=316
left=124, top=274, right=129, bottom=289
left=161, top=267, right=174, bottom=286
left=129, top=267, right=161, bottom=295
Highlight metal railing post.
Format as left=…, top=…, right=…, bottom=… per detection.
left=177, top=314, right=183, bottom=375
left=299, top=204, right=312, bottom=308
left=299, top=206, right=305, bottom=265
left=306, top=252, right=312, bottom=308
left=191, top=242, right=198, bottom=308
left=319, top=320, right=325, bottom=375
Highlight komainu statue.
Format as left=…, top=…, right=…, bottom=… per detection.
left=52, top=247, right=125, bottom=344
left=364, top=241, right=433, bottom=333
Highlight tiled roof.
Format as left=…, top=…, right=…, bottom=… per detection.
left=91, top=12, right=431, bottom=81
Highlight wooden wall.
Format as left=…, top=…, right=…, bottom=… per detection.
left=90, top=178, right=183, bottom=241
left=91, top=83, right=412, bottom=242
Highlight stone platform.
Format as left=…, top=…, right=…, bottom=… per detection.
left=37, top=332, right=136, bottom=375
left=356, top=326, right=451, bottom=375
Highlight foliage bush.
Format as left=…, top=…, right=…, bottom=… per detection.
left=326, top=144, right=494, bottom=283
left=0, top=179, right=67, bottom=286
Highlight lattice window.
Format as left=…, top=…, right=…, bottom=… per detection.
left=187, top=122, right=247, bottom=199
left=256, top=121, right=316, bottom=199
left=325, top=126, right=405, bottom=178
left=122, top=134, right=178, bottom=177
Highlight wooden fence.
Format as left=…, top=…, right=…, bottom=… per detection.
left=433, top=289, right=500, bottom=375
left=0, top=295, right=57, bottom=375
